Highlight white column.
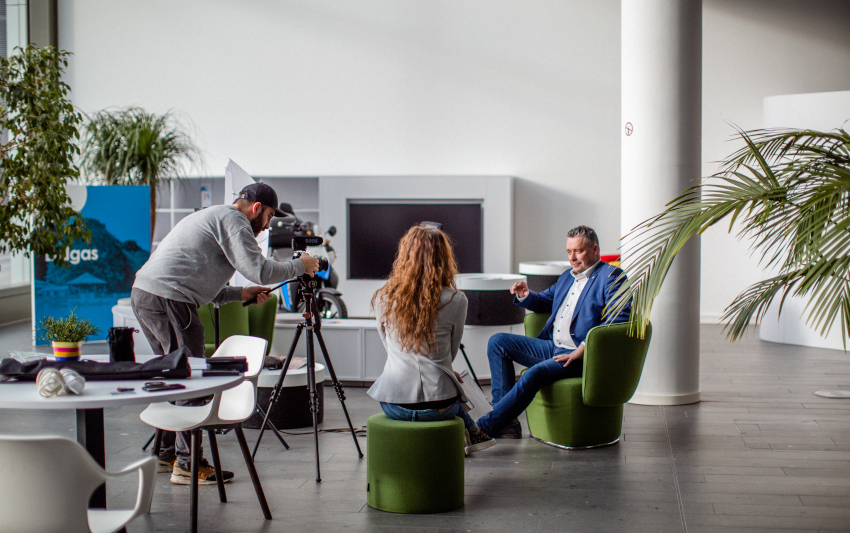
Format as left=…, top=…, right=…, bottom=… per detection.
left=621, top=0, right=702, bottom=405
left=6, top=0, right=29, bottom=57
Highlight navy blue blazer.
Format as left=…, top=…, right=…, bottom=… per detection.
left=516, top=262, right=631, bottom=346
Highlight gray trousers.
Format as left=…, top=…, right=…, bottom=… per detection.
left=131, top=288, right=208, bottom=465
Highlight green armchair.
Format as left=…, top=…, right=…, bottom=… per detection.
left=197, top=294, right=277, bottom=357
left=523, top=312, right=651, bottom=449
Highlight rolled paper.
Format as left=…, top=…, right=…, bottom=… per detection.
left=59, top=368, right=85, bottom=395
left=37, top=368, right=67, bottom=398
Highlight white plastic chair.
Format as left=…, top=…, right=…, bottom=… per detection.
left=0, top=435, right=156, bottom=533
left=139, top=335, right=271, bottom=533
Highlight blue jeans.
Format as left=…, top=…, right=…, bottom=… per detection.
left=380, top=400, right=476, bottom=430
left=476, top=333, right=582, bottom=436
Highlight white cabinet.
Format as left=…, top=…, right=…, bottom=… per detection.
left=271, top=315, right=523, bottom=382
left=114, top=304, right=524, bottom=383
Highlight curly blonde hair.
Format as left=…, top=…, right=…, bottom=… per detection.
left=371, top=224, right=459, bottom=353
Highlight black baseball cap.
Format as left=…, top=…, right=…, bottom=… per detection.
left=237, top=183, right=291, bottom=217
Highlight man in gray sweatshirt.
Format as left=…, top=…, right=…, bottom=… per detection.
left=131, top=182, right=319, bottom=485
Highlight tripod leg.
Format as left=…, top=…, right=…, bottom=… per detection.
left=253, top=323, right=304, bottom=459
left=459, top=343, right=482, bottom=389
left=142, top=430, right=157, bottom=452
left=305, top=327, right=322, bottom=482
left=214, top=304, right=221, bottom=350
left=314, top=329, right=364, bottom=458
left=255, top=405, right=290, bottom=449
left=149, top=429, right=162, bottom=457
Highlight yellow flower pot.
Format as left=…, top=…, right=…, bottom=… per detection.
left=52, top=341, right=83, bottom=361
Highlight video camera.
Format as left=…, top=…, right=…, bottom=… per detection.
left=269, top=202, right=316, bottom=250
left=292, top=235, right=329, bottom=273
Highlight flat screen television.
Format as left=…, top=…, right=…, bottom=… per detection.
left=348, top=202, right=483, bottom=279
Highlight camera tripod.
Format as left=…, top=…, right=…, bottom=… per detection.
left=251, top=276, right=363, bottom=481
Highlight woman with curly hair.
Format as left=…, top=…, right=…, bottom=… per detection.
left=368, top=224, right=495, bottom=455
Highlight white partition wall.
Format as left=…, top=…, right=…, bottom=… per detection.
left=758, top=90, right=850, bottom=351
left=621, top=0, right=702, bottom=405
left=319, top=176, right=514, bottom=318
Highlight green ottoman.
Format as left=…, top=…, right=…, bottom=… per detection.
left=366, top=414, right=464, bottom=513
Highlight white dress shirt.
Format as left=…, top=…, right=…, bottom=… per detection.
left=520, top=261, right=600, bottom=350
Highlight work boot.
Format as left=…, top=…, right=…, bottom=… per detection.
left=171, top=458, right=234, bottom=485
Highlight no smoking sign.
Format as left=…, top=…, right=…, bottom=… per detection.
left=625, top=122, right=633, bottom=136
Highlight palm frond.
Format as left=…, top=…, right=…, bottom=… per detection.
left=610, top=126, right=850, bottom=347
left=81, top=107, right=202, bottom=185
left=79, top=107, right=204, bottom=241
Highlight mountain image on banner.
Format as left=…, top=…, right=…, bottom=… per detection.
left=33, top=185, right=150, bottom=344
left=36, top=219, right=147, bottom=291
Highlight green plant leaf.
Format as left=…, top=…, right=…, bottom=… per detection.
left=0, top=46, right=90, bottom=266
left=36, top=308, right=101, bottom=343
left=609, top=125, right=850, bottom=348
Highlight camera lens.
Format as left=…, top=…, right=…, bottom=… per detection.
left=318, top=257, right=329, bottom=272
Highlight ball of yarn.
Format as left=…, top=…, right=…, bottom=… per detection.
left=36, top=368, right=67, bottom=398
left=59, top=368, right=85, bottom=395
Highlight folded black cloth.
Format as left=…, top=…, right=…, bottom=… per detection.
left=0, top=347, right=191, bottom=382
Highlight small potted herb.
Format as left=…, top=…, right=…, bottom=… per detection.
left=36, top=309, right=101, bottom=361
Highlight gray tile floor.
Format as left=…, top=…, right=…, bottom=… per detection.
left=2, top=322, right=849, bottom=532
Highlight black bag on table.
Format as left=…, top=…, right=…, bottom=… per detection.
left=0, top=347, right=192, bottom=382
left=207, top=356, right=248, bottom=372
left=108, top=326, right=137, bottom=363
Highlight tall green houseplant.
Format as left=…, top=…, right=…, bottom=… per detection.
left=80, top=107, right=202, bottom=242
left=608, top=126, right=850, bottom=346
left=0, top=46, right=90, bottom=267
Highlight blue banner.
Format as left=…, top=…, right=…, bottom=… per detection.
left=33, top=185, right=150, bottom=344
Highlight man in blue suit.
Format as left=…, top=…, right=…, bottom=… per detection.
left=476, top=226, right=631, bottom=439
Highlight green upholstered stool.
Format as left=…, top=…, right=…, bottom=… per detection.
left=247, top=294, right=277, bottom=355
left=198, top=295, right=277, bottom=357
left=366, top=414, right=464, bottom=513
left=524, top=313, right=652, bottom=449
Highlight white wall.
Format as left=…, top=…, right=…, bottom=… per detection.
left=58, top=0, right=623, bottom=271
left=757, top=89, right=850, bottom=351
left=765, top=90, right=850, bottom=132
left=700, top=0, right=850, bottom=323
left=57, top=0, right=850, bottom=320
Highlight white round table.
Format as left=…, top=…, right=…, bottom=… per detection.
left=0, top=372, right=242, bottom=508
left=257, top=362, right=325, bottom=388
left=455, top=273, right=527, bottom=326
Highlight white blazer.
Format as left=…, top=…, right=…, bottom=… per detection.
left=367, top=288, right=468, bottom=404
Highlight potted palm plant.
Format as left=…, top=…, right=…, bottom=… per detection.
left=607, top=126, right=850, bottom=346
left=79, top=107, right=203, bottom=243
left=36, top=309, right=101, bottom=361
